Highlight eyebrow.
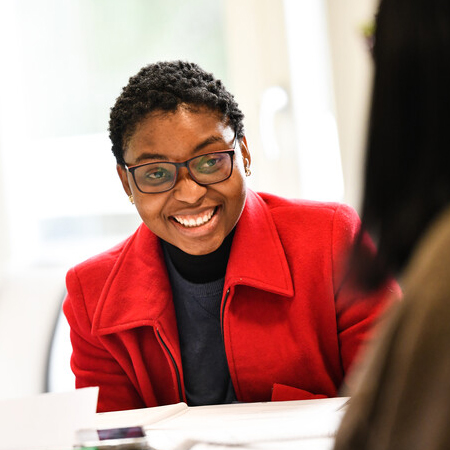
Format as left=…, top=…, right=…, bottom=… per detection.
left=131, top=135, right=230, bottom=165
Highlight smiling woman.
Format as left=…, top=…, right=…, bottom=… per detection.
left=62, top=60, right=399, bottom=413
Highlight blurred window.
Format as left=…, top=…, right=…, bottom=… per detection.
left=0, top=0, right=227, bottom=268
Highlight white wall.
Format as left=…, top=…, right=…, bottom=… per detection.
left=0, top=153, right=9, bottom=284
left=223, top=0, right=298, bottom=198
left=0, top=267, right=68, bottom=399
left=223, top=0, right=379, bottom=209
left=326, top=0, right=378, bottom=210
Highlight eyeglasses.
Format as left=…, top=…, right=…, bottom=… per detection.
left=125, top=138, right=237, bottom=194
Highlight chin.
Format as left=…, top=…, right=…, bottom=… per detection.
left=180, top=241, right=221, bottom=256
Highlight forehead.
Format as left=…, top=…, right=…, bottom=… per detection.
left=125, top=107, right=233, bottom=155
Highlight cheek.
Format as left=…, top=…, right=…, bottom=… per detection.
left=232, top=172, right=247, bottom=198
left=133, top=196, right=167, bottom=225
left=223, top=175, right=247, bottom=218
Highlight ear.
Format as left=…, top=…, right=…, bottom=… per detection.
left=239, top=136, right=251, bottom=170
left=116, top=164, right=132, bottom=196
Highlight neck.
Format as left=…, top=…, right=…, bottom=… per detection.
left=161, top=228, right=236, bottom=283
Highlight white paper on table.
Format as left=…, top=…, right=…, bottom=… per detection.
left=149, top=397, right=348, bottom=449
left=0, top=386, right=99, bottom=450
left=186, top=436, right=335, bottom=450
left=96, top=396, right=348, bottom=450
left=95, top=401, right=188, bottom=430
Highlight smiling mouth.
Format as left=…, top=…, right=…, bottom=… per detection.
left=172, top=207, right=218, bottom=228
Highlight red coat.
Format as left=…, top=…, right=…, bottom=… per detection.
left=63, top=190, right=397, bottom=412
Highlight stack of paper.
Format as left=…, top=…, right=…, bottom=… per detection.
left=95, top=396, right=349, bottom=450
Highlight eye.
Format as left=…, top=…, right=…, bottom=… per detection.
left=140, top=165, right=174, bottom=185
left=195, top=153, right=226, bottom=174
left=146, top=168, right=168, bottom=179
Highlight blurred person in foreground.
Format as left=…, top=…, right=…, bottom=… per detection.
left=334, top=0, right=450, bottom=449
left=63, top=60, right=397, bottom=412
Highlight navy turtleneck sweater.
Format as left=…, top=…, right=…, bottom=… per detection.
left=160, top=229, right=237, bottom=406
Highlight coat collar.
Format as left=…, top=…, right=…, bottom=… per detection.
left=92, top=189, right=294, bottom=336
left=226, top=190, right=294, bottom=296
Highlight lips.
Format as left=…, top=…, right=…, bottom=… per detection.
left=172, top=207, right=217, bottom=228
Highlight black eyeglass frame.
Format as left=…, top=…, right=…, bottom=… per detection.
left=125, top=136, right=237, bottom=194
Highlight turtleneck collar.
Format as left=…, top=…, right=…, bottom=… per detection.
left=160, top=228, right=236, bottom=283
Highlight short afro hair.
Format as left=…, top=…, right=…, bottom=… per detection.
left=109, top=60, right=245, bottom=165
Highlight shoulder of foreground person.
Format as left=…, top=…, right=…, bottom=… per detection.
left=334, top=206, right=450, bottom=450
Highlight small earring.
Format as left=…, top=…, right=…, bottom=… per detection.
left=128, top=195, right=134, bottom=204
left=245, top=166, right=251, bottom=177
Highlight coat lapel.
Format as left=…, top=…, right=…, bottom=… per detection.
left=226, top=190, right=294, bottom=297
left=92, top=224, right=174, bottom=336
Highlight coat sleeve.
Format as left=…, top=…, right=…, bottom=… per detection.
left=331, top=204, right=401, bottom=377
left=63, top=267, right=146, bottom=412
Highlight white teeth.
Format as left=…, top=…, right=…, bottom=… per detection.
left=174, top=209, right=215, bottom=228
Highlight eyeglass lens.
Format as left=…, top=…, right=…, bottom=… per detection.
left=132, top=151, right=233, bottom=193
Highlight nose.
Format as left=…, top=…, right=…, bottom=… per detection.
left=172, top=168, right=207, bottom=203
